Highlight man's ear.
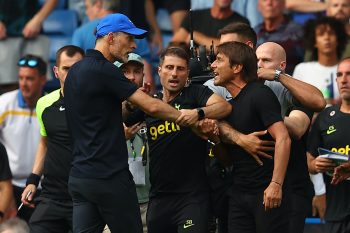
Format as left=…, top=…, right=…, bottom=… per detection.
left=232, top=64, right=243, bottom=74
left=280, top=61, right=286, bottom=71
left=53, top=66, right=59, bottom=79
left=107, top=32, right=114, bottom=44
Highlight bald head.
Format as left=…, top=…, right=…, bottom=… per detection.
left=256, top=42, right=286, bottom=71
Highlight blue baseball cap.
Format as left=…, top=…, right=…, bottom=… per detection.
left=96, top=13, right=147, bottom=39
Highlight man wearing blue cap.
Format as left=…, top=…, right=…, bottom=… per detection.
left=64, top=13, right=204, bottom=233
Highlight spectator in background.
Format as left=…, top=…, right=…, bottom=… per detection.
left=72, top=0, right=156, bottom=93
left=0, top=0, right=57, bottom=93
left=327, top=0, right=350, bottom=34
left=293, top=16, right=348, bottom=105
left=0, top=54, right=47, bottom=222
left=327, top=0, right=350, bottom=58
left=304, top=0, right=350, bottom=61
left=172, top=0, right=249, bottom=50
left=255, top=0, right=304, bottom=74
left=0, top=143, right=14, bottom=223
left=145, top=0, right=191, bottom=48
left=0, top=218, right=29, bottom=233
left=190, top=0, right=262, bottom=27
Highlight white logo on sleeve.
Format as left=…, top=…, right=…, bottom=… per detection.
left=59, top=106, right=65, bottom=111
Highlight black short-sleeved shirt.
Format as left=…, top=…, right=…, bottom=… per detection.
left=0, top=142, right=12, bottom=181
left=225, top=81, right=282, bottom=193
left=285, top=105, right=314, bottom=198
left=36, top=89, right=71, bottom=200
left=146, top=85, right=213, bottom=196
left=307, top=105, right=350, bottom=221
left=181, top=9, right=250, bottom=38
left=64, top=49, right=138, bottom=179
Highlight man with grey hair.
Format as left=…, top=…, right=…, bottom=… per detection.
left=0, top=218, right=29, bottom=233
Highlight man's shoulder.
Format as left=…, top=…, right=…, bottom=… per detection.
left=0, top=90, right=19, bottom=105
left=37, top=89, right=60, bottom=107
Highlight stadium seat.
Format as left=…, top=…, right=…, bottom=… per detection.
left=43, top=9, right=78, bottom=36
left=42, top=9, right=78, bottom=92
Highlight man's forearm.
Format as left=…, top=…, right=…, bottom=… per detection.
left=0, top=181, right=13, bottom=215
left=286, top=0, right=327, bottom=12
left=271, top=135, right=290, bottom=185
left=193, top=31, right=219, bottom=50
left=32, top=137, right=48, bottom=175
left=34, top=0, right=58, bottom=23
left=280, top=74, right=326, bottom=111
left=218, top=121, right=242, bottom=145
left=203, top=101, right=231, bottom=120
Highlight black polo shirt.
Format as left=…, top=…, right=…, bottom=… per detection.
left=36, top=89, right=72, bottom=200
left=64, top=49, right=138, bottom=179
left=225, top=81, right=283, bottom=194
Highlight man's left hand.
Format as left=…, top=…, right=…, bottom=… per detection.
left=263, top=181, right=282, bottom=210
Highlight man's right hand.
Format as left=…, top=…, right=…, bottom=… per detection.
left=21, top=185, right=36, bottom=208
left=237, top=130, right=275, bottom=166
left=312, top=194, right=326, bottom=222
left=311, top=157, right=336, bottom=173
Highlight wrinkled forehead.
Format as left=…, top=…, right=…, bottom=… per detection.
left=338, top=59, right=350, bottom=72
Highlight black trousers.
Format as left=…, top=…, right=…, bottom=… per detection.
left=228, top=189, right=289, bottom=233
left=325, top=217, right=350, bottom=233
left=288, top=192, right=312, bottom=233
left=68, top=169, right=142, bottom=233
left=147, top=192, right=210, bottom=233
left=29, top=197, right=72, bottom=233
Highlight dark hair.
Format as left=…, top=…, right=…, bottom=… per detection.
left=219, top=22, right=257, bottom=48
left=216, top=41, right=258, bottom=82
left=167, top=41, right=191, bottom=58
left=56, top=45, right=85, bottom=66
left=18, top=54, right=47, bottom=76
left=304, top=16, right=348, bottom=61
left=159, top=46, right=189, bottom=67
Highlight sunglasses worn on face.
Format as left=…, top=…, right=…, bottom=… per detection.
left=18, top=58, right=39, bottom=68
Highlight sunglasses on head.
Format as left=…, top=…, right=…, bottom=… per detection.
left=17, top=57, right=39, bottom=68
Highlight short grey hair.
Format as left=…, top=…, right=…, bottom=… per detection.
left=0, top=218, right=29, bottom=233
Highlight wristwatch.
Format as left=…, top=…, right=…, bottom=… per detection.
left=197, top=108, right=205, bottom=120
left=274, top=70, right=282, bottom=82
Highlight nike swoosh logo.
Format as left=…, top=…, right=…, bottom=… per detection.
left=183, top=224, right=195, bottom=229
left=59, top=106, right=65, bottom=111
left=327, top=129, right=336, bottom=134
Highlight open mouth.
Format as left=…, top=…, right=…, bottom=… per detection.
left=169, top=79, right=180, bottom=87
